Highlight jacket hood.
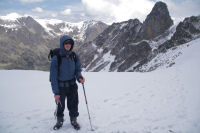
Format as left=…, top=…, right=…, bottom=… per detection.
left=60, top=35, right=74, bottom=51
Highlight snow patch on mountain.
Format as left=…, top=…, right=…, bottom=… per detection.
left=139, top=37, right=200, bottom=72
left=0, top=13, right=22, bottom=21
left=35, top=18, right=100, bottom=40
left=148, top=25, right=177, bottom=51
left=119, top=22, right=128, bottom=29
left=90, top=51, right=116, bottom=72
left=0, top=24, right=18, bottom=29
left=35, top=18, right=66, bottom=36
left=126, top=61, right=140, bottom=72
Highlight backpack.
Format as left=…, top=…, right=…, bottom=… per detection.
left=48, top=48, right=77, bottom=75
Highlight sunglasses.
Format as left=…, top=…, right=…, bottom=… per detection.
left=64, top=43, right=71, bottom=45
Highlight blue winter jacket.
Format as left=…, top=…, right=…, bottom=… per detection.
left=50, top=35, right=83, bottom=95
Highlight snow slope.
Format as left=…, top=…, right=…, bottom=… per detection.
left=35, top=18, right=84, bottom=36
left=139, top=38, right=200, bottom=72
left=0, top=39, right=200, bottom=133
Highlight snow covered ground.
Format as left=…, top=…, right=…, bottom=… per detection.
left=0, top=39, right=200, bottom=133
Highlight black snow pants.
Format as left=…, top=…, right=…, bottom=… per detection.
left=56, top=81, right=79, bottom=119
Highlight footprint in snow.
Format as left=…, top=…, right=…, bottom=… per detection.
left=104, top=99, right=109, bottom=103
left=124, top=93, right=130, bottom=96
left=26, top=116, right=31, bottom=120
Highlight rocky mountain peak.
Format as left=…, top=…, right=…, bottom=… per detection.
left=80, top=20, right=108, bottom=43
left=151, top=1, right=169, bottom=15
left=137, top=1, right=173, bottom=41
left=17, top=16, right=46, bottom=35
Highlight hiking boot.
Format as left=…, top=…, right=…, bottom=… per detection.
left=70, top=117, right=80, bottom=130
left=53, top=117, right=64, bottom=130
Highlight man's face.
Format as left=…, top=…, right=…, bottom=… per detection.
left=64, top=43, right=71, bottom=51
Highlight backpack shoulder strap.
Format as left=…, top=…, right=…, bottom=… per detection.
left=71, top=52, right=78, bottom=75
left=57, top=54, right=61, bottom=67
left=71, top=51, right=77, bottom=65
left=57, top=54, right=62, bottom=76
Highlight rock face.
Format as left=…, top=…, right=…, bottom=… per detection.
left=82, top=21, right=108, bottom=43
left=0, top=16, right=51, bottom=70
left=79, top=2, right=200, bottom=72
left=78, top=1, right=174, bottom=72
left=158, top=15, right=200, bottom=52
left=111, top=41, right=152, bottom=72
left=77, top=19, right=148, bottom=72
left=137, top=1, right=173, bottom=41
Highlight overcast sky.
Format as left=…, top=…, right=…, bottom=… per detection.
left=0, top=0, right=199, bottom=24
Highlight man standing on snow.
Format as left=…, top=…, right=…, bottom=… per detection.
left=50, top=35, right=85, bottom=130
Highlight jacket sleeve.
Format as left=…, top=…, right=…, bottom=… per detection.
left=50, top=56, right=59, bottom=95
left=75, top=54, right=83, bottom=82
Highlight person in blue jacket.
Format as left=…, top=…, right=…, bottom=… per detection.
left=50, top=35, right=85, bottom=130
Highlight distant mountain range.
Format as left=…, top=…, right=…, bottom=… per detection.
left=0, top=1, right=200, bottom=72
left=0, top=15, right=108, bottom=70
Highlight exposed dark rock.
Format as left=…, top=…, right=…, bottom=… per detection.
left=158, top=15, right=200, bottom=52
left=111, top=41, right=152, bottom=72
left=78, top=19, right=143, bottom=71
left=137, top=1, right=173, bottom=41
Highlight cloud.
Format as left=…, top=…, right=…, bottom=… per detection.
left=81, top=0, right=200, bottom=24
left=20, top=0, right=44, bottom=3
left=160, top=0, right=200, bottom=23
left=80, top=13, right=85, bottom=17
left=51, top=13, right=57, bottom=17
left=32, top=7, right=43, bottom=13
left=81, top=0, right=155, bottom=23
left=61, top=9, right=72, bottom=15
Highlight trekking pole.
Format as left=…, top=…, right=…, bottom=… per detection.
left=82, top=83, right=94, bottom=131
left=54, top=99, right=62, bottom=119
left=54, top=101, right=58, bottom=119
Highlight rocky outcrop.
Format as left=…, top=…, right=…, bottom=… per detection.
left=110, top=41, right=152, bottom=72
left=0, top=17, right=53, bottom=70
left=158, top=15, right=200, bottom=52
left=82, top=21, right=108, bottom=43
left=137, top=1, right=173, bottom=41
left=80, top=1, right=173, bottom=72
left=77, top=19, right=144, bottom=71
